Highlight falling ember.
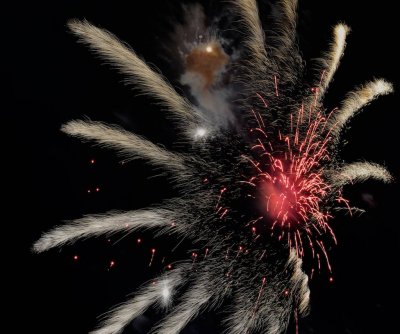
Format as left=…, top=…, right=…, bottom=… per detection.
left=253, top=277, right=267, bottom=313
left=149, top=248, right=156, bottom=267
left=73, top=255, right=78, bottom=261
left=191, top=252, right=198, bottom=265
left=109, top=260, right=115, bottom=268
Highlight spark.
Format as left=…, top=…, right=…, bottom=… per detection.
left=274, top=75, right=279, bottom=97
left=149, top=248, right=156, bottom=267
left=253, top=277, right=267, bottom=313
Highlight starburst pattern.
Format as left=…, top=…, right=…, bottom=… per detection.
left=34, top=1, right=393, bottom=333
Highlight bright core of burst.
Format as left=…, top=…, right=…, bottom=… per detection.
left=194, top=127, right=207, bottom=139
left=161, top=283, right=171, bottom=305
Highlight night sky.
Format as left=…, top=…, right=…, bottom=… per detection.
left=6, top=0, right=399, bottom=333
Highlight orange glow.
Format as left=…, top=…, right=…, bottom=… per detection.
left=185, top=42, right=229, bottom=89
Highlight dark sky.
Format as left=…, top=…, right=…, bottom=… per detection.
left=5, top=0, right=399, bottom=333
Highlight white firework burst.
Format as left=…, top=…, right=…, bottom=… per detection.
left=33, top=1, right=393, bottom=333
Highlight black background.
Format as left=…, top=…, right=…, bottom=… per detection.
left=5, top=0, right=399, bottom=333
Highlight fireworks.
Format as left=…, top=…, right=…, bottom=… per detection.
left=33, top=1, right=393, bottom=333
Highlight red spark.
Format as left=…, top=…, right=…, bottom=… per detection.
left=73, top=255, right=78, bottom=261
left=90, top=159, right=95, bottom=164
left=109, top=260, right=115, bottom=268
left=294, top=308, right=299, bottom=334
left=216, top=187, right=227, bottom=209
left=137, top=238, right=141, bottom=244
left=253, top=277, right=267, bottom=314
left=192, top=252, right=198, bottom=266
left=220, top=208, right=228, bottom=219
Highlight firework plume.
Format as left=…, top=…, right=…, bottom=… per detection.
left=34, top=1, right=393, bottom=333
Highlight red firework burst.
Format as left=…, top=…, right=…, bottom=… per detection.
left=241, top=92, right=342, bottom=270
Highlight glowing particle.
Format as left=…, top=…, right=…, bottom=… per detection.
left=90, top=159, right=95, bottom=164
left=110, top=260, right=115, bottom=268
left=192, top=252, right=198, bottom=265
left=149, top=248, right=156, bottom=267
left=96, top=187, right=100, bottom=192
left=194, top=127, right=207, bottom=139
left=254, top=277, right=267, bottom=312
left=137, top=238, right=141, bottom=244
left=73, top=255, right=78, bottom=261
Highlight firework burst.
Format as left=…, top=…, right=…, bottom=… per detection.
left=34, top=1, right=393, bottom=333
